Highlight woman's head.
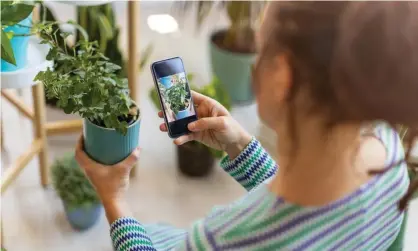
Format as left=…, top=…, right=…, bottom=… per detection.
left=255, top=1, right=418, bottom=129
left=253, top=2, right=417, bottom=208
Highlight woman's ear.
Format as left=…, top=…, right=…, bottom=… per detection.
left=272, top=54, right=292, bottom=104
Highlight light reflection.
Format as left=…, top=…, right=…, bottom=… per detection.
left=147, top=14, right=179, bottom=34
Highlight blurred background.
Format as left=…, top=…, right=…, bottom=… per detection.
left=1, top=1, right=417, bottom=250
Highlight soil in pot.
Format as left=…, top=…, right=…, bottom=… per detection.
left=177, top=142, right=214, bottom=177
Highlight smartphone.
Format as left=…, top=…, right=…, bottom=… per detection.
left=151, top=57, right=198, bottom=138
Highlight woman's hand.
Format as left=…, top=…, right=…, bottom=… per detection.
left=75, top=136, right=140, bottom=223
left=159, top=91, right=252, bottom=159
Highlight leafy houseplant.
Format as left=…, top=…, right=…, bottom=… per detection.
left=176, top=1, right=265, bottom=103
left=164, top=80, right=191, bottom=119
left=39, top=3, right=154, bottom=107
left=150, top=75, right=231, bottom=176
left=51, top=153, right=101, bottom=230
left=34, top=21, right=141, bottom=165
left=1, top=1, right=35, bottom=72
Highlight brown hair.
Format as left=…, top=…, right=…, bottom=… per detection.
left=262, top=2, right=418, bottom=210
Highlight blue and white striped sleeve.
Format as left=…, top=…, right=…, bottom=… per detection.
left=220, top=138, right=278, bottom=191
left=110, top=217, right=156, bottom=251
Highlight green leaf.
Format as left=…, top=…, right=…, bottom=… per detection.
left=0, top=1, right=13, bottom=11
left=103, top=62, right=121, bottom=73
left=46, top=48, right=58, bottom=61
left=1, top=29, right=16, bottom=65
left=1, top=2, right=34, bottom=25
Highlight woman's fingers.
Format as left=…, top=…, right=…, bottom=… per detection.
left=191, top=91, right=207, bottom=105
left=174, top=134, right=194, bottom=145
left=158, top=111, right=163, bottom=118
left=188, top=117, right=227, bottom=132
left=159, top=123, right=168, bottom=132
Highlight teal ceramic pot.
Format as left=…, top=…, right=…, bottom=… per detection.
left=83, top=118, right=140, bottom=165
left=209, top=30, right=256, bottom=104
left=63, top=202, right=102, bottom=230
left=175, top=107, right=191, bottom=120
left=1, top=13, right=33, bottom=72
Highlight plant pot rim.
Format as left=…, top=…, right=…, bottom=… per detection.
left=210, top=29, right=256, bottom=56
left=85, top=115, right=141, bottom=131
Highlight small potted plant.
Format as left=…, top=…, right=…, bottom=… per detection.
left=1, top=1, right=35, bottom=72
left=51, top=153, right=101, bottom=230
left=176, top=1, right=265, bottom=103
left=150, top=74, right=231, bottom=176
left=34, top=21, right=140, bottom=165
left=164, top=81, right=191, bottom=120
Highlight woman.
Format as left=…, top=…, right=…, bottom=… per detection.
left=76, top=2, right=418, bottom=250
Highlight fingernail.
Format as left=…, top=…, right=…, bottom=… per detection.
left=188, top=122, right=196, bottom=130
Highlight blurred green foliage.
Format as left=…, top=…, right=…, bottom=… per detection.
left=51, top=153, right=100, bottom=210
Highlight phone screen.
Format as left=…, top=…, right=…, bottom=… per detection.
left=151, top=57, right=198, bottom=138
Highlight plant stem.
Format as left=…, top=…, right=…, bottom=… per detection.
left=64, top=37, right=68, bottom=55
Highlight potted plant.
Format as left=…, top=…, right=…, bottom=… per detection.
left=175, top=1, right=265, bottom=104
left=39, top=3, right=153, bottom=107
left=164, top=80, right=192, bottom=120
left=1, top=1, right=35, bottom=72
left=51, top=153, right=101, bottom=230
left=34, top=21, right=140, bottom=165
left=150, top=74, right=231, bottom=176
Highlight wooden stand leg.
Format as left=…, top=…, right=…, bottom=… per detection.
left=32, top=83, right=49, bottom=187
left=128, top=0, right=139, bottom=177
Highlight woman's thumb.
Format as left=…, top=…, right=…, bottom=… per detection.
left=188, top=117, right=227, bottom=132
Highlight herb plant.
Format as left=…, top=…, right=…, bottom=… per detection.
left=165, top=81, right=189, bottom=115
left=51, top=153, right=100, bottom=210
left=34, top=22, right=138, bottom=134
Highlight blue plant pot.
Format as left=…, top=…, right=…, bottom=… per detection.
left=1, top=13, right=33, bottom=72
left=63, top=202, right=102, bottom=231
left=209, top=30, right=256, bottom=104
left=83, top=118, right=141, bottom=165
left=175, top=107, right=191, bottom=120
left=160, top=77, right=172, bottom=89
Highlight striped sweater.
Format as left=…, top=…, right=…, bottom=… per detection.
left=110, top=123, right=409, bottom=250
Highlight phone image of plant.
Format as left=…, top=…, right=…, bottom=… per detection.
left=158, top=72, right=195, bottom=122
